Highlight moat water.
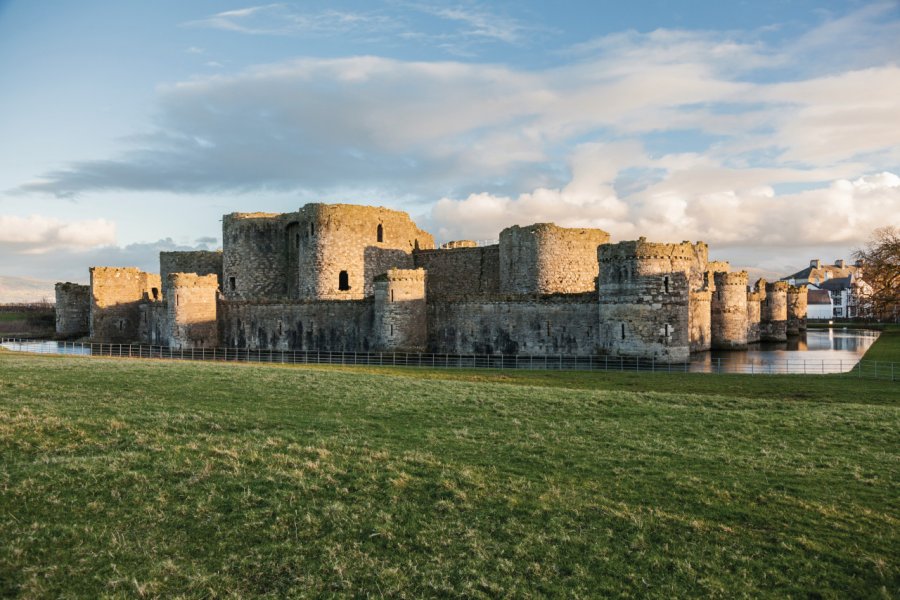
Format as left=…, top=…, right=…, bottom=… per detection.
left=690, top=328, right=880, bottom=374
left=0, top=328, right=881, bottom=374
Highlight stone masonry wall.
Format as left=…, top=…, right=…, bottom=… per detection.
left=373, top=269, right=427, bottom=351
left=711, top=271, right=748, bottom=349
left=500, top=224, right=610, bottom=295
left=597, top=272, right=691, bottom=362
left=787, top=285, right=808, bottom=335
left=297, top=204, right=434, bottom=301
left=55, top=282, right=90, bottom=337
left=220, top=299, right=375, bottom=351
left=90, top=267, right=162, bottom=342
left=689, top=291, right=712, bottom=352
left=139, top=302, right=169, bottom=346
left=747, top=291, right=763, bottom=343
left=427, top=294, right=598, bottom=355
left=167, top=273, right=219, bottom=348
left=761, top=281, right=789, bottom=342
left=160, top=251, right=223, bottom=298
left=222, top=213, right=289, bottom=301
left=413, top=245, right=500, bottom=300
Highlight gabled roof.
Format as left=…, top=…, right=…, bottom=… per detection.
left=807, top=289, right=832, bottom=304
left=817, top=277, right=853, bottom=291
left=782, top=263, right=861, bottom=283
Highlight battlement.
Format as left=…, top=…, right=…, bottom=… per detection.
left=766, top=281, right=790, bottom=293
left=379, top=268, right=426, bottom=282
left=598, top=238, right=700, bottom=262
left=714, top=271, right=748, bottom=288
left=441, top=240, right=478, bottom=249
left=707, top=260, right=730, bottom=273
left=168, top=273, right=219, bottom=288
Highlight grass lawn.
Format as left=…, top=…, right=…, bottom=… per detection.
left=0, top=332, right=897, bottom=597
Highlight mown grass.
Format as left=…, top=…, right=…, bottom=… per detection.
left=0, top=347, right=897, bottom=598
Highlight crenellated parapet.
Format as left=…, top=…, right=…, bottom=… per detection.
left=598, top=238, right=709, bottom=291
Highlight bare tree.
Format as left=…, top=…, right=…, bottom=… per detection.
left=853, top=226, right=900, bottom=321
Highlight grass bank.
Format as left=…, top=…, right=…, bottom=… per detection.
left=0, top=351, right=897, bottom=597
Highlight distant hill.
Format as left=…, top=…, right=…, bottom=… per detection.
left=0, top=276, right=58, bottom=304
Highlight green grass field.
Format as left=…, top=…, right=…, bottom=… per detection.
left=0, top=332, right=897, bottom=597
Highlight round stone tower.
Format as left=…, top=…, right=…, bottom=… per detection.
left=297, top=204, right=434, bottom=301
left=597, top=239, right=696, bottom=362
left=786, top=285, right=808, bottom=335
left=373, top=268, right=427, bottom=352
left=761, top=281, right=789, bottom=342
left=500, top=223, right=610, bottom=296
left=711, top=271, right=749, bottom=349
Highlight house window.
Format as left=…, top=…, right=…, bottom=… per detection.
left=377, top=224, right=384, bottom=243
left=339, top=270, right=350, bottom=291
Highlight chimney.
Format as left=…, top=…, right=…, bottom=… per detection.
left=810, top=259, right=821, bottom=268
left=835, top=259, right=845, bottom=268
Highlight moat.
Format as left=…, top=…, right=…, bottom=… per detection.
left=2, top=328, right=880, bottom=374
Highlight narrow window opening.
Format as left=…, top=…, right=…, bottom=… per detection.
left=309, top=222, right=315, bottom=237
left=390, top=289, right=394, bottom=302
left=390, top=324, right=394, bottom=337
left=176, top=294, right=180, bottom=306
left=296, top=233, right=300, bottom=248
left=717, top=290, right=721, bottom=301
left=229, top=276, right=236, bottom=291
left=664, top=276, right=669, bottom=294
left=664, top=324, right=670, bottom=336
left=277, top=320, right=283, bottom=336
left=621, top=323, right=626, bottom=340
left=151, top=287, right=159, bottom=300
left=587, top=326, right=593, bottom=337
left=377, top=223, right=384, bottom=243
left=546, top=321, right=551, bottom=336
left=338, top=270, right=350, bottom=291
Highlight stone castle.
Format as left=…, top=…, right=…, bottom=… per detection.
left=54, top=203, right=808, bottom=362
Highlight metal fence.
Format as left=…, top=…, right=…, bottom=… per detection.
left=1, top=338, right=896, bottom=381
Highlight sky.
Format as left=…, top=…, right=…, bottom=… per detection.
left=1, top=0, right=899, bottom=284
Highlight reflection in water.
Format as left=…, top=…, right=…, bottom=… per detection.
left=695, top=329, right=880, bottom=373
left=0, top=329, right=883, bottom=375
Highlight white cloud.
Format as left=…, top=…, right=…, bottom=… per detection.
left=0, top=215, right=116, bottom=251
left=431, top=168, right=900, bottom=249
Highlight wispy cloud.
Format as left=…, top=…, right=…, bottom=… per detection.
left=409, top=3, right=529, bottom=44
left=182, top=4, right=400, bottom=36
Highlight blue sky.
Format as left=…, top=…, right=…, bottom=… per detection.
left=1, top=0, right=898, bottom=283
